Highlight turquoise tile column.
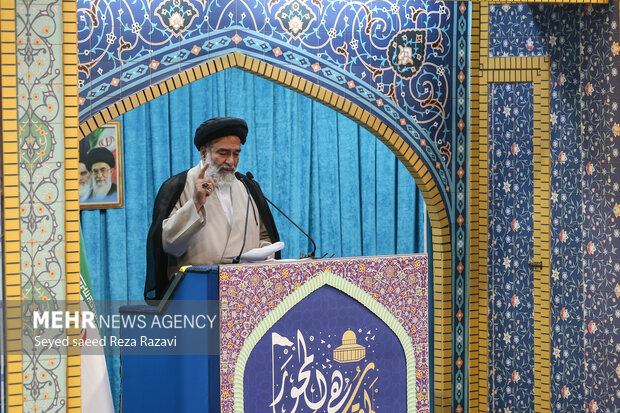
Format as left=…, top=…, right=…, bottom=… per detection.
left=16, top=0, right=68, bottom=409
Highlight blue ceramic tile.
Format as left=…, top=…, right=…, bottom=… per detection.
left=551, top=223, right=583, bottom=257
left=582, top=131, right=614, bottom=161
left=556, top=196, right=583, bottom=226
left=318, top=0, right=356, bottom=33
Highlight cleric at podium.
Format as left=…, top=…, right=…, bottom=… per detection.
left=144, top=117, right=280, bottom=300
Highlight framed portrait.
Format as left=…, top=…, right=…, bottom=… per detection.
left=79, top=120, right=124, bottom=210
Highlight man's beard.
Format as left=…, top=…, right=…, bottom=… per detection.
left=93, top=177, right=112, bottom=197
left=203, top=153, right=237, bottom=188
left=79, top=181, right=91, bottom=199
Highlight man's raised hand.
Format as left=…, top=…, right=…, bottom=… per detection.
left=194, top=162, right=217, bottom=211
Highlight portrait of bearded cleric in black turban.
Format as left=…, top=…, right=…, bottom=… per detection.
left=80, top=120, right=124, bottom=209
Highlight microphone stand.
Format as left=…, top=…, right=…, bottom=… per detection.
left=232, top=182, right=252, bottom=264
left=245, top=172, right=317, bottom=259
left=262, top=196, right=317, bottom=259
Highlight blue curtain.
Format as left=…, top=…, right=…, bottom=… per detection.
left=80, top=68, right=426, bottom=411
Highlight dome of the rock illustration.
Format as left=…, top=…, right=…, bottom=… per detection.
left=333, top=329, right=366, bottom=363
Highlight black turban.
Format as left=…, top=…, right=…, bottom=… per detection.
left=85, top=147, right=115, bottom=171
left=194, top=117, right=248, bottom=150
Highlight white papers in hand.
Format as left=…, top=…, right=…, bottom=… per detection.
left=238, top=241, right=285, bottom=262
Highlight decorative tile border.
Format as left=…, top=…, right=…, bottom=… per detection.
left=62, top=0, right=82, bottom=410
left=469, top=6, right=486, bottom=412
left=471, top=3, right=552, bottom=412
left=471, top=0, right=607, bottom=3
left=219, top=255, right=428, bottom=413
left=12, top=0, right=78, bottom=408
left=75, top=0, right=466, bottom=236
left=0, top=0, right=23, bottom=410
left=76, top=0, right=460, bottom=197
left=472, top=68, right=552, bottom=413
left=530, top=67, right=551, bottom=413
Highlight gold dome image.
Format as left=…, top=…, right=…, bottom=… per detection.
left=333, top=329, right=366, bottom=363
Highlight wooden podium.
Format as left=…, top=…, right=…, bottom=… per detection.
left=121, top=255, right=429, bottom=412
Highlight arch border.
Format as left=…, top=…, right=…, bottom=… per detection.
left=233, top=270, right=417, bottom=413
left=77, top=50, right=454, bottom=408
left=77, top=52, right=439, bottom=201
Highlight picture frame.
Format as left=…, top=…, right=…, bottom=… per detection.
left=79, top=120, right=124, bottom=210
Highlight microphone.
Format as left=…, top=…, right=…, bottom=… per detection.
left=245, top=171, right=317, bottom=259
left=233, top=177, right=253, bottom=264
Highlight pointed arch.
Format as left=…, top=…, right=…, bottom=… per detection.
left=77, top=51, right=453, bottom=406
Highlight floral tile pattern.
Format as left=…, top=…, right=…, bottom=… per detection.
left=77, top=0, right=468, bottom=200
left=488, top=3, right=620, bottom=413
left=488, top=82, right=535, bottom=412
left=16, top=0, right=67, bottom=409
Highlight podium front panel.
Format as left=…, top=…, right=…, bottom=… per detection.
left=120, top=267, right=220, bottom=412
left=219, top=255, right=429, bottom=413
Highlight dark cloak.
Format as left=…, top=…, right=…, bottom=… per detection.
left=144, top=171, right=280, bottom=301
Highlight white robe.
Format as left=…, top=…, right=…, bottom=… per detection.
left=162, top=163, right=271, bottom=275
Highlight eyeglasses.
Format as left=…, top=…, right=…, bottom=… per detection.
left=92, top=166, right=110, bottom=176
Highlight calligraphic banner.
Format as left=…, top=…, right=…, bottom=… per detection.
left=245, top=285, right=406, bottom=411
left=219, top=255, right=429, bottom=413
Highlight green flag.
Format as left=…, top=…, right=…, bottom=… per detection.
left=80, top=231, right=115, bottom=413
